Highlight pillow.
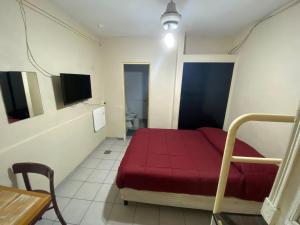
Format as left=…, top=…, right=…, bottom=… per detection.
left=198, top=127, right=278, bottom=175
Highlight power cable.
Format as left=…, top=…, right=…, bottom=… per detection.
left=18, top=0, right=55, bottom=78
left=17, top=0, right=102, bottom=78
left=228, top=0, right=300, bottom=54
left=22, top=0, right=99, bottom=43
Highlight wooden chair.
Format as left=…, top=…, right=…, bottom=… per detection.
left=12, top=162, right=66, bottom=225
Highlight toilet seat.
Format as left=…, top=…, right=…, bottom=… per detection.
left=126, top=112, right=138, bottom=130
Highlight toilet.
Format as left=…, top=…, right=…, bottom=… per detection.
left=126, top=112, right=139, bottom=130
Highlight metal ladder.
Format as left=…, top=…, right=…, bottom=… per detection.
left=212, top=113, right=296, bottom=225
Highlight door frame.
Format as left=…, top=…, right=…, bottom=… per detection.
left=171, top=54, right=238, bottom=130
left=261, top=104, right=300, bottom=225
left=122, top=62, right=151, bottom=139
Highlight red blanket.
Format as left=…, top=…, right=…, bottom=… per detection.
left=116, top=128, right=278, bottom=201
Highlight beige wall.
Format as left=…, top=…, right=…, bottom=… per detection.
left=102, top=35, right=238, bottom=138
left=185, top=35, right=235, bottom=54
left=101, top=37, right=178, bottom=138
left=23, top=72, right=44, bottom=116
left=27, top=72, right=44, bottom=116
left=225, top=4, right=300, bottom=158
left=0, top=0, right=105, bottom=189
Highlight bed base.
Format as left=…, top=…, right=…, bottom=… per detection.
left=120, top=188, right=262, bottom=215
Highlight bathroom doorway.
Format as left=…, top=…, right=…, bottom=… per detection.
left=123, top=64, right=149, bottom=137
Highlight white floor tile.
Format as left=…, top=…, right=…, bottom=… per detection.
left=97, top=159, right=115, bottom=170
left=107, top=204, right=136, bottom=225
left=112, top=160, right=121, bottom=171
left=80, top=158, right=101, bottom=169
left=117, top=152, right=125, bottom=161
left=100, top=142, right=114, bottom=149
left=110, top=145, right=126, bottom=152
left=94, top=184, right=119, bottom=203
left=103, top=139, right=116, bottom=145
left=43, top=197, right=71, bottom=220
left=97, top=145, right=110, bottom=152
left=159, top=206, right=185, bottom=225
left=184, top=209, right=212, bottom=225
left=133, top=204, right=159, bottom=225
left=104, top=171, right=118, bottom=184
left=113, top=140, right=127, bottom=146
left=80, top=202, right=113, bottom=225
left=114, top=192, right=124, bottom=204
left=86, top=169, right=109, bottom=183
left=55, top=180, right=83, bottom=198
left=35, top=219, right=54, bottom=225
left=90, top=150, right=106, bottom=159
left=69, top=167, right=93, bottom=181
left=103, top=151, right=121, bottom=160
left=52, top=222, right=72, bottom=225
left=74, top=182, right=102, bottom=200
left=61, top=199, right=91, bottom=224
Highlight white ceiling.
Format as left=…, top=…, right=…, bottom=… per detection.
left=51, top=0, right=293, bottom=37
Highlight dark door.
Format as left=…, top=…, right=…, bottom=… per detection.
left=178, top=63, right=234, bottom=130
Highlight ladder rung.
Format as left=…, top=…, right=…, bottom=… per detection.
left=231, top=156, right=282, bottom=165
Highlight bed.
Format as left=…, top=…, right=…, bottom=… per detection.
left=116, top=127, right=278, bottom=214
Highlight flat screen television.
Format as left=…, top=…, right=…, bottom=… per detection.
left=60, top=73, right=92, bottom=105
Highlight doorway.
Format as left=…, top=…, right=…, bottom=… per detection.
left=124, top=64, right=149, bottom=137
left=178, top=62, right=234, bottom=130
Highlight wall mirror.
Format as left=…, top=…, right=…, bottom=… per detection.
left=0, top=71, right=44, bottom=124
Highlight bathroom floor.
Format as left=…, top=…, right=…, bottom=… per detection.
left=37, top=138, right=212, bottom=225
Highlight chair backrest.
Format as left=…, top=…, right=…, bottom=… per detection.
left=12, top=162, right=54, bottom=192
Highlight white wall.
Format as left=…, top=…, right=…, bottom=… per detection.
left=185, top=35, right=235, bottom=54
left=0, top=0, right=105, bottom=189
left=225, top=3, right=300, bottom=158
left=125, top=70, right=148, bottom=119
left=101, top=37, right=178, bottom=138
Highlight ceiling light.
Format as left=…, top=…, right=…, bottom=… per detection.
left=97, top=23, right=104, bottom=29
left=164, top=33, right=175, bottom=48
left=161, top=0, right=181, bottom=31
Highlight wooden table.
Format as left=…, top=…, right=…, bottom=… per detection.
left=0, top=185, right=51, bottom=225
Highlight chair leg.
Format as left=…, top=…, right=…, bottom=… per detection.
left=52, top=198, right=67, bottom=225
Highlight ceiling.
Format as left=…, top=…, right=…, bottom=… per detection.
left=51, top=0, right=293, bottom=37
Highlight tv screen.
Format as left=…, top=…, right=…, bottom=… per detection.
left=60, top=73, right=92, bottom=105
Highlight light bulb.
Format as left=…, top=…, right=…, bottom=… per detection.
left=163, top=22, right=179, bottom=31
left=164, top=33, right=175, bottom=48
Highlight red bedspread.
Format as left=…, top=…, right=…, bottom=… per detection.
left=116, top=128, right=278, bottom=201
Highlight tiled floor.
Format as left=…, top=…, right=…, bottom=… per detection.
left=37, top=138, right=212, bottom=225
